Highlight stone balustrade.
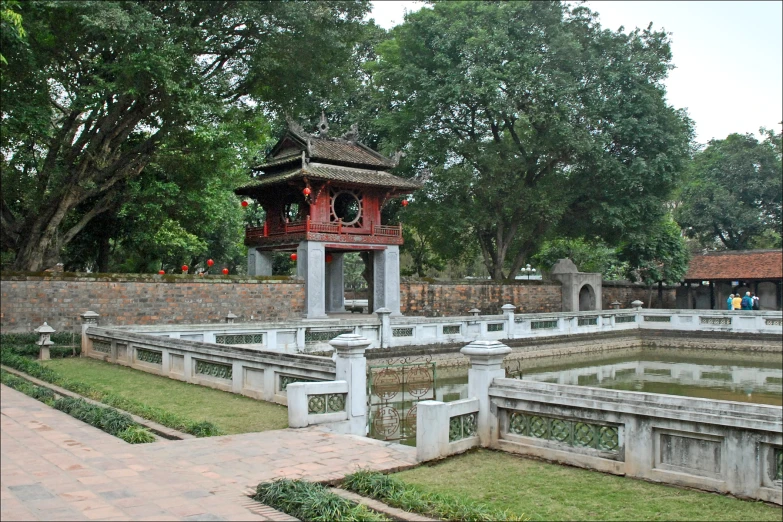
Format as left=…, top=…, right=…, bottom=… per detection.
left=83, top=325, right=335, bottom=406
left=414, top=337, right=783, bottom=504
left=97, top=308, right=783, bottom=354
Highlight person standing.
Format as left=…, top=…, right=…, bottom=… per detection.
left=732, top=294, right=742, bottom=310
left=741, top=292, right=753, bottom=310
left=751, top=293, right=760, bottom=310
left=727, top=294, right=734, bottom=310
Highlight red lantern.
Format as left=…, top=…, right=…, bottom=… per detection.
left=241, top=200, right=248, bottom=207
left=325, top=253, right=333, bottom=263
left=303, top=187, right=312, bottom=196
left=222, top=268, right=229, bottom=275
left=207, top=259, right=214, bottom=267
left=290, top=253, right=297, bottom=262
left=158, top=270, right=165, bottom=275
left=401, top=199, right=409, bottom=207
left=181, top=265, right=188, bottom=272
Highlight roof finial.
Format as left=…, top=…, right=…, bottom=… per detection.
left=341, top=123, right=359, bottom=143
left=317, top=111, right=329, bottom=137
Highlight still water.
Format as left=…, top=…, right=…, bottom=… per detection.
left=434, top=347, right=783, bottom=406
left=367, top=347, right=782, bottom=445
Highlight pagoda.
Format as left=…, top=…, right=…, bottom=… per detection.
left=235, top=115, right=421, bottom=318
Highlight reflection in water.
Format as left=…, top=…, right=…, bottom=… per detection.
left=435, top=347, right=783, bottom=406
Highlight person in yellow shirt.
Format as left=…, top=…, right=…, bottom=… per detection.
left=732, top=294, right=742, bottom=310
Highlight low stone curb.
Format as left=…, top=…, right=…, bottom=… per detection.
left=0, top=364, right=194, bottom=441
left=330, top=488, right=440, bottom=522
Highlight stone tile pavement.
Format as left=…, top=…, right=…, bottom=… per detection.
left=1, top=384, right=418, bottom=521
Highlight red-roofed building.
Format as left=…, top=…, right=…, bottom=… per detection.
left=676, top=250, right=782, bottom=310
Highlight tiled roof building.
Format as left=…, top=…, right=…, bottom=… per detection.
left=677, top=250, right=782, bottom=311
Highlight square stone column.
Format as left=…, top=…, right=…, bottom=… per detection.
left=247, top=248, right=273, bottom=276
left=461, top=340, right=511, bottom=446
left=325, top=252, right=346, bottom=313
left=298, top=241, right=327, bottom=318
left=330, top=334, right=370, bottom=435
left=373, top=245, right=401, bottom=316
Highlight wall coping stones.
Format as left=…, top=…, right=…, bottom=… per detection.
left=1, top=271, right=299, bottom=284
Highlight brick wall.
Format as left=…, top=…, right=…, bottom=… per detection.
left=1, top=273, right=304, bottom=334
left=602, top=281, right=677, bottom=309
left=400, top=280, right=563, bottom=316
left=1, top=273, right=678, bottom=334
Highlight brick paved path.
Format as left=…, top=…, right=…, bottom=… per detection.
left=0, top=385, right=418, bottom=521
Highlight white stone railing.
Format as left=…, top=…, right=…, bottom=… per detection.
left=82, top=326, right=335, bottom=406
left=287, top=380, right=349, bottom=427
left=489, top=378, right=782, bottom=504
left=416, top=398, right=480, bottom=461
left=414, top=338, right=783, bottom=505
left=85, top=307, right=782, bottom=355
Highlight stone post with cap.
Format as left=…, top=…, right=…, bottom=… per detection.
left=461, top=339, right=512, bottom=446
left=501, top=303, right=516, bottom=336
left=330, top=333, right=370, bottom=435
left=80, top=311, right=99, bottom=355
left=35, top=322, right=55, bottom=361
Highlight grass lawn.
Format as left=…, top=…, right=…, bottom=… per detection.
left=394, top=449, right=781, bottom=521
left=42, top=357, right=288, bottom=435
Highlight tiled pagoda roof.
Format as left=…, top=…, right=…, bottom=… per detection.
left=237, top=115, right=421, bottom=195
left=236, top=163, right=422, bottom=193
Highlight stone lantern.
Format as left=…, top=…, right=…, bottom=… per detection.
left=34, top=322, right=55, bottom=361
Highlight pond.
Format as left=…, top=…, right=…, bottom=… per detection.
left=367, top=347, right=782, bottom=445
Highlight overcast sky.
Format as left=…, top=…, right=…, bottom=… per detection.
left=368, top=1, right=783, bottom=146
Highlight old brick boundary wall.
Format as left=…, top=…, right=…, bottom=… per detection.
left=1, top=273, right=305, bottom=334
left=602, top=281, right=676, bottom=309
left=401, top=280, right=563, bottom=316
left=1, top=273, right=676, bottom=334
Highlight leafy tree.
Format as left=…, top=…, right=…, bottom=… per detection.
left=1, top=0, right=371, bottom=271
left=368, top=1, right=692, bottom=280
left=0, top=0, right=25, bottom=65
left=675, top=130, right=782, bottom=250
left=618, top=216, right=689, bottom=285
left=532, top=237, right=627, bottom=280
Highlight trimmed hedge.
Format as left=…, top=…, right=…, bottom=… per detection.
left=0, top=349, right=220, bottom=438
left=343, top=470, right=528, bottom=522
left=254, top=479, right=386, bottom=522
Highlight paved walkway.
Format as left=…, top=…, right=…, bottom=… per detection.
left=0, top=385, right=418, bottom=521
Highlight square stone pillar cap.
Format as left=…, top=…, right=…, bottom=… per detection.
left=375, top=308, right=392, bottom=315
left=460, top=339, right=512, bottom=358
left=34, top=322, right=55, bottom=334
left=329, top=333, right=372, bottom=352
left=80, top=311, right=99, bottom=320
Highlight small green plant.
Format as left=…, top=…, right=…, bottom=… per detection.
left=118, top=425, right=156, bottom=444
left=254, top=479, right=387, bottom=522
left=185, top=420, right=221, bottom=438
left=343, top=470, right=527, bottom=522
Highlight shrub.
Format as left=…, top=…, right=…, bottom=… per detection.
left=343, top=470, right=527, bottom=522
left=100, top=410, right=135, bottom=434
left=185, top=420, right=222, bottom=438
left=254, top=479, right=385, bottom=522
left=118, top=425, right=156, bottom=444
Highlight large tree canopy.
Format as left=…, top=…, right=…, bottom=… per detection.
left=675, top=130, right=782, bottom=250
left=1, top=0, right=371, bottom=271
left=370, top=1, right=692, bottom=280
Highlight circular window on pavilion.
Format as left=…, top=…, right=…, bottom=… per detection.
left=330, top=189, right=363, bottom=227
